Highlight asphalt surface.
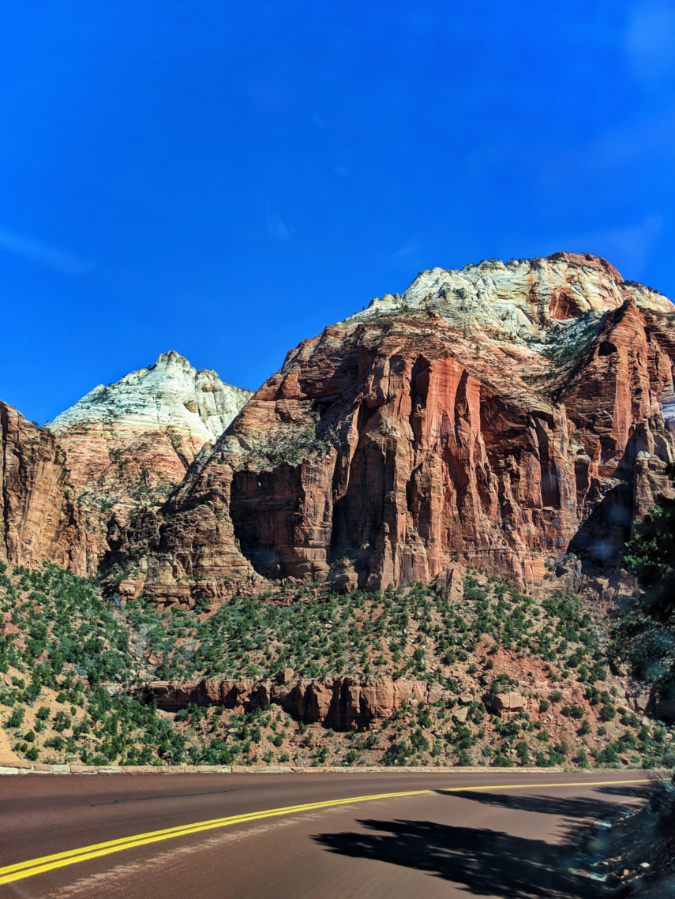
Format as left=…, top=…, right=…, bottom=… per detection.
left=0, top=770, right=652, bottom=898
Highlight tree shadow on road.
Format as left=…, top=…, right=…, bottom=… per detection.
left=313, top=790, right=625, bottom=899
left=595, top=783, right=652, bottom=800
left=315, top=817, right=597, bottom=897
left=443, top=788, right=638, bottom=822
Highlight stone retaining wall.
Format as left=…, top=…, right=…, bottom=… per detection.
left=0, top=761, right=577, bottom=776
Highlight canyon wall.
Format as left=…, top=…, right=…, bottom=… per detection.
left=0, top=402, right=90, bottom=574
left=115, top=254, right=675, bottom=606
left=3, top=254, right=673, bottom=600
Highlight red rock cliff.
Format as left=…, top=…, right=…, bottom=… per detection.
left=0, top=402, right=89, bottom=574
left=144, top=675, right=446, bottom=731
left=122, top=255, right=675, bottom=606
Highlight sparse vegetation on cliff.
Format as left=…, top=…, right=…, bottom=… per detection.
left=2, top=561, right=673, bottom=771
left=0, top=563, right=187, bottom=766
left=610, top=464, right=675, bottom=721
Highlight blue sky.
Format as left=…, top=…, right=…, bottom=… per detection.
left=1, top=1, right=675, bottom=423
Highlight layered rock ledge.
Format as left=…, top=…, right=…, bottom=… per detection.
left=144, top=675, right=447, bottom=731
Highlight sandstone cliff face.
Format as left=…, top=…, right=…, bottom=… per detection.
left=126, top=254, right=675, bottom=606
left=145, top=675, right=446, bottom=731
left=562, top=301, right=675, bottom=562
left=0, top=403, right=89, bottom=574
left=46, top=352, right=252, bottom=570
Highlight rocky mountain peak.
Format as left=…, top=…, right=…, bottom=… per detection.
left=48, top=351, right=252, bottom=443
left=154, top=349, right=194, bottom=368
left=34, top=353, right=254, bottom=573
left=350, top=252, right=673, bottom=342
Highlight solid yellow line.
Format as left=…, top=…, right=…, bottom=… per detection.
left=0, top=778, right=654, bottom=886
left=0, top=790, right=431, bottom=885
left=440, top=778, right=655, bottom=792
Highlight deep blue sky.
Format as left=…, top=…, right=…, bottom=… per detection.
left=2, top=1, right=675, bottom=423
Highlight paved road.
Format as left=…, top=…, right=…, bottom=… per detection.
left=0, top=770, right=651, bottom=898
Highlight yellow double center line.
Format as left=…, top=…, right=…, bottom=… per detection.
left=0, top=778, right=653, bottom=886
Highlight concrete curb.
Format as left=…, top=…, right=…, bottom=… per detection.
left=0, top=761, right=640, bottom=776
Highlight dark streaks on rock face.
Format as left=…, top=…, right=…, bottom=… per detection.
left=0, top=402, right=90, bottom=574
left=2, top=255, right=674, bottom=605
left=126, top=257, right=675, bottom=607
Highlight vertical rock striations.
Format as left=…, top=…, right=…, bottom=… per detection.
left=128, top=254, right=675, bottom=606
left=0, top=403, right=89, bottom=574
left=144, top=676, right=446, bottom=730
left=2, top=254, right=673, bottom=600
